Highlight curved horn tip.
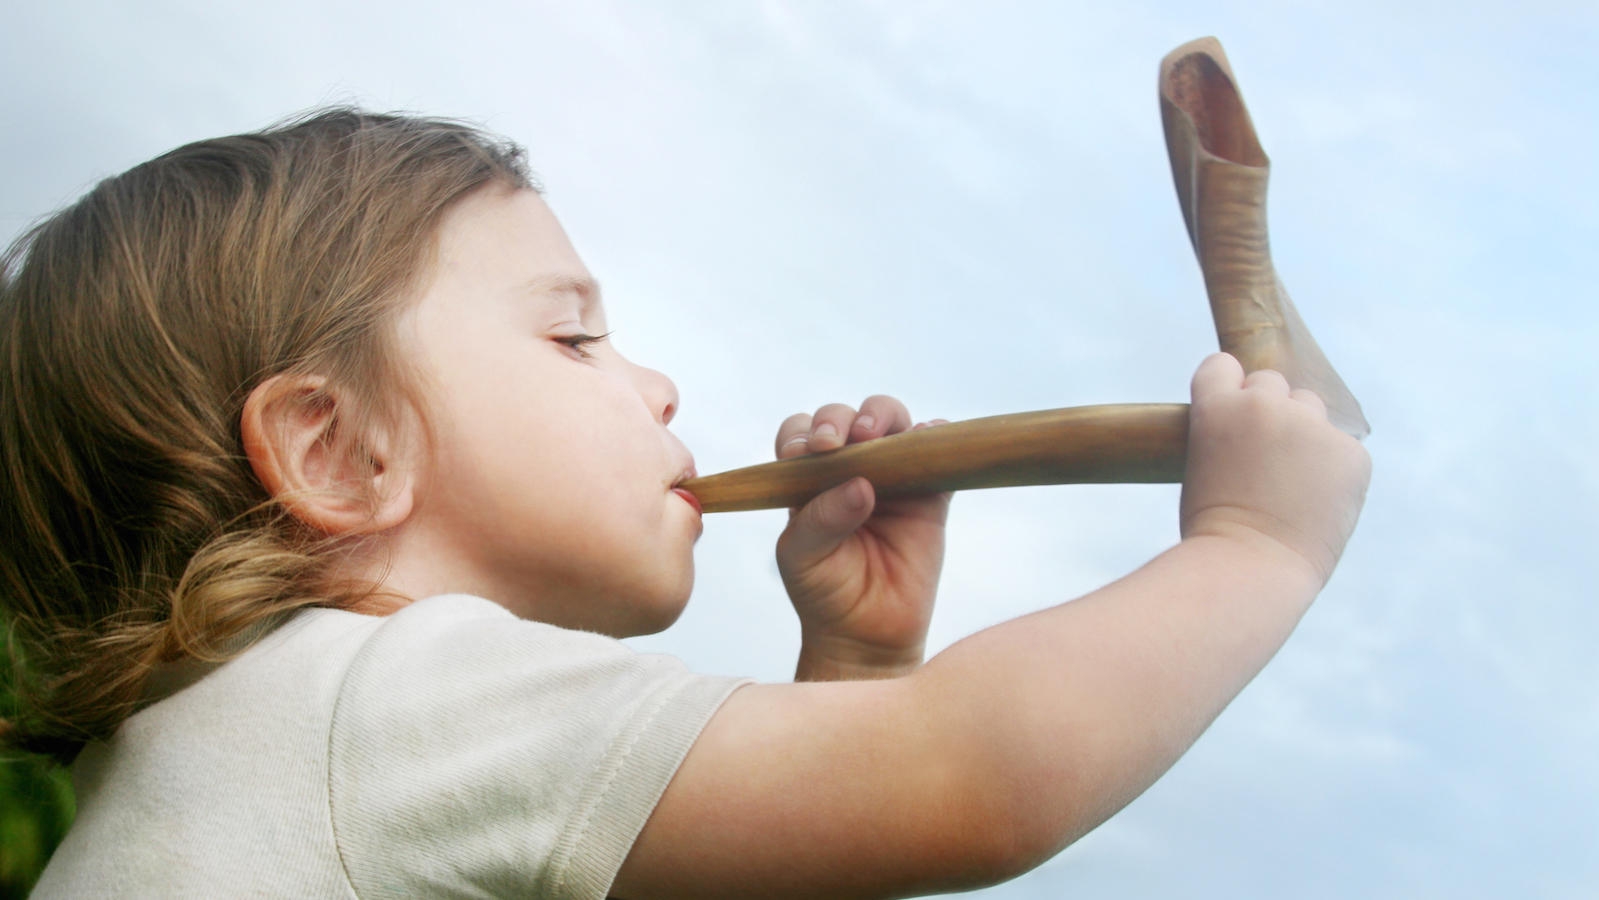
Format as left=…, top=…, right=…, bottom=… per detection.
left=1160, top=36, right=1234, bottom=80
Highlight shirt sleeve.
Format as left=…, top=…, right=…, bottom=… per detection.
left=326, top=594, right=747, bottom=900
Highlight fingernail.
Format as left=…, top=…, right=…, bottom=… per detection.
left=813, top=422, right=838, bottom=440
left=855, top=414, right=875, bottom=433
left=844, top=478, right=870, bottom=511
left=782, top=434, right=809, bottom=449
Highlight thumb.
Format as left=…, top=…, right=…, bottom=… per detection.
left=778, top=477, right=876, bottom=571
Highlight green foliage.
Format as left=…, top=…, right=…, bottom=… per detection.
left=0, top=757, right=74, bottom=898
left=1, top=640, right=76, bottom=899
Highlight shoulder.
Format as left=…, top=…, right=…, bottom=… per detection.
left=327, top=594, right=747, bottom=899
left=35, top=606, right=387, bottom=897
left=331, top=591, right=744, bottom=781
left=337, top=593, right=722, bottom=719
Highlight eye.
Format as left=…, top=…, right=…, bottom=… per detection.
left=554, top=331, right=611, bottom=359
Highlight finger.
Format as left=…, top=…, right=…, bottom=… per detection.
left=775, top=412, right=815, bottom=460
left=1191, top=352, right=1245, bottom=401
left=776, top=477, right=876, bottom=569
left=851, top=394, right=914, bottom=441
left=807, top=403, right=859, bottom=452
left=1243, top=368, right=1292, bottom=395
left=1290, top=387, right=1328, bottom=417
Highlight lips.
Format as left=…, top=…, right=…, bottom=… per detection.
left=673, top=486, right=703, bottom=516
left=671, top=461, right=702, bottom=516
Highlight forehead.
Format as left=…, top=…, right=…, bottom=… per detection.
left=401, top=185, right=608, bottom=355
left=431, top=185, right=591, bottom=290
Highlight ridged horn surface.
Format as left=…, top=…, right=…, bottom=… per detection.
left=1160, top=36, right=1370, bottom=438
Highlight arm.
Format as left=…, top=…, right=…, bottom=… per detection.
left=612, top=355, right=1370, bottom=899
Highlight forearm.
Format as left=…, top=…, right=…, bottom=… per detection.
left=913, top=533, right=1322, bottom=867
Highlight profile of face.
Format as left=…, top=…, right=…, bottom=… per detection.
left=385, top=185, right=702, bottom=636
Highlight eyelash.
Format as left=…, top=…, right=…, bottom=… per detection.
left=555, top=331, right=611, bottom=358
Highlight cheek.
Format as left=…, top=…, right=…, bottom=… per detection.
left=422, top=351, right=666, bottom=515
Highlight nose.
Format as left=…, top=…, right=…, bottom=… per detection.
left=631, top=361, right=679, bottom=425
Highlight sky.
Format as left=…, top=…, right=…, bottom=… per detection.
left=3, top=1, right=1595, bottom=897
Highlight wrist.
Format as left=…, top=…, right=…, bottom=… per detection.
left=795, top=633, right=925, bottom=681
left=1181, top=511, right=1335, bottom=589
left=1176, top=528, right=1327, bottom=604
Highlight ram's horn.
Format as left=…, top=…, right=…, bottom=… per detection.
left=678, top=37, right=1367, bottom=513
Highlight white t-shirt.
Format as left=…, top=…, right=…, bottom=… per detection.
left=33, top=594, right=747, bottom=899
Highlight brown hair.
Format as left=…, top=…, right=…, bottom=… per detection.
left=0, top=108, right=532, bottom=761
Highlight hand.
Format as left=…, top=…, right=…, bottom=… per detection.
left=774, top=396, right=953, bottom=681
left=1180, top=353, right=1372, bottom=586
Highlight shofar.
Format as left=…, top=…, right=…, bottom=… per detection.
left=679, top=37, right=1368, bottom=513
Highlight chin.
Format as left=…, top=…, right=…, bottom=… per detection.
left=629, top=585, right=693, bottom=636
left=624, top=610, right=681, bottom=638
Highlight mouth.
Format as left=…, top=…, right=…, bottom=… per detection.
left=672, top=486, right=703, bottom=517
left=672, top=464, right=702, bottom=516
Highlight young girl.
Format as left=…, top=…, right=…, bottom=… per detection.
left=1, top=109, right=1369, bottom=898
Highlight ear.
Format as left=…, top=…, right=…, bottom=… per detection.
left=240, top=374, right=415, bottom=536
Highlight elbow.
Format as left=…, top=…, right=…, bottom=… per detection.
left=899, top=808, right=1052, bottom=895
left=915, top=782, right=1087, bottom=892
left=962, top=779, right=1099, bottom=886
left=909, top=694, right=1102, bottom=888
left=909, top=677, right=1130, bottom=886
left=900, top=651, right=1160, bottom=890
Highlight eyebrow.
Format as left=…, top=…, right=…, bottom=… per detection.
left=527, top=274, right=602, bottom=299
left=523, top=274, right=602, bottom=315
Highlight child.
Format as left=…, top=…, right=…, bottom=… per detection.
left=1, top=109, right=1370, bottom=898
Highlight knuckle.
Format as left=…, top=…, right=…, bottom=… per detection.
left=775, top=413, right=814, bottom=456
left=860, top=393, right=900, bottom=411
left=815, top=402, right=856, bottom=421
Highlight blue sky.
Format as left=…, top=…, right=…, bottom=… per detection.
left=3, top=2, right=1594, bottom=896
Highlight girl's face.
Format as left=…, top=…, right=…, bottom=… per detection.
left=388, top=186, right=702, bottom=635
